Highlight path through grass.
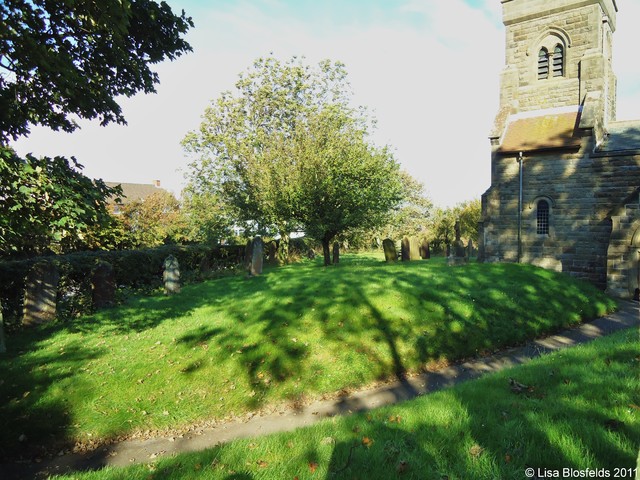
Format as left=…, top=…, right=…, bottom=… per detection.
left=56, top=328, right=640, bottom=479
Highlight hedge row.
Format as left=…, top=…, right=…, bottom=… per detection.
left=0, top=244, right=245, bottom=327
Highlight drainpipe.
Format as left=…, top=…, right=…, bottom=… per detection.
left=517, top=151, right=523, bottom=263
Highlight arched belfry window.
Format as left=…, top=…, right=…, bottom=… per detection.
left=552, top=44, right=564, bottom=77
left=537, top=200, right=550, bottom=235
left=538, top=48, right=549, bottom=80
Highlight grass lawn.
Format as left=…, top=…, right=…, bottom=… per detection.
left=55, top=328, right=640, bottom=479
left=0, top=253, right=617, bottom=460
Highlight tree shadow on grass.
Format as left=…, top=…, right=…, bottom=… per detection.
left=0, top=336, right=106, bottom=463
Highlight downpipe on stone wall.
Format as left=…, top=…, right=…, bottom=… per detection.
left=517, top=151, right=523, bottom=263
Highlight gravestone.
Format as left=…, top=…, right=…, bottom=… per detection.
left=332, top=242, right=340, bottom=264
left=250, top=236, right=264, bottom=276
left=419, top=239, right=431, bottom=259
left=267, top=240, right=278, bottom=265
left=409, top=237, right=421, bottom=260
left=23, top=261, right=59, bottom=326
left=445, top=244, right=451, bottom=257
left=91, top=261, right=116, bottom=309
left=199, top=253, right=211, bottom=274
left=401, top=236, right=411, bottom=261
left=0, top=299, right=6, bottom=354
left=163, top=255, right=181, bottom=295
left=382, top=238, right=397, bottom=262
left=448, top=219, right=469, bottom=266
left=467, top=239, right=475, bottom=258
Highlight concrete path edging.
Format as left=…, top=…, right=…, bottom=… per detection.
left=2, top=301, right=638, bottom=479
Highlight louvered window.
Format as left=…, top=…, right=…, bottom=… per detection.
left=537, top=200, right=550, bottom=235
left=552, top=45, right=564, bottom=77
left=538, top=48, right=549, bottom=80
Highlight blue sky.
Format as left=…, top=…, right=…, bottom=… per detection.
left=12, top=0, right=640, bottom=207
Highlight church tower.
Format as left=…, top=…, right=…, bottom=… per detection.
left=491, top=0, right=618, bottom=146
left=479, top=0, right=640, bottom=296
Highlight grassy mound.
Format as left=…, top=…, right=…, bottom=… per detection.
left=0, top=254, right=617, bottom=459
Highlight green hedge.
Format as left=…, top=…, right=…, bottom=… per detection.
left=0, top=244, right=245, bottom=327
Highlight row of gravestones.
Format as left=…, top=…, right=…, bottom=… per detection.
left=382, top=237, right=431, bottom=262
left=245, top=237, right=342, bottom=274
left=19, top=256, right=182, bottom=327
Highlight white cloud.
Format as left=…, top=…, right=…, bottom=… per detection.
left=10, top=0, right=640, bottom=207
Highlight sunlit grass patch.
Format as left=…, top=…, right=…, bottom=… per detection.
left=0, top=253, right=618, bottom=460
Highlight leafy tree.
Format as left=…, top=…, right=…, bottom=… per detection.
left=295, top=107, right=403, bottom=265
left=0, top=147, right=121, bottom=257
left=377, top=171, right=433, bottom=240
left=183, top=56, right=356, bottom=263
left=0, top=0, right=193, bottom=141
left=427, top=199, right=481, bottom=254
left=119, top=190, right=186, bottom=247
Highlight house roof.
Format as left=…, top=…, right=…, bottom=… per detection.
left=598, top=120, right=640, bottom=153
left=105, top=182, right=166, bottom=205
left=497, top=110, right=582, bottom=153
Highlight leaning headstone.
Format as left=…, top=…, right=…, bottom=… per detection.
left=419, top=239, right=431, bottom=259
left=267, top=240, right=278, bottom=265
left=409, top=237, right=421, bottom=261
left=0, top=299, right=6, bottom=354
left=401, top=236, right=411, bottom=261
left=163, top=255, right=181, bottom=295
left=91, top=261, right=116, bottom=309
left=250, top=236, right=264, bottom=276
left=332, top=242, right=340, bottom=264
left=23, top=261, right=59, bottom=326
left=382, top=238, right=397, bottom=262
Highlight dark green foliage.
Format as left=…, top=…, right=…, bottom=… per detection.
left=0, top=147, right=122, bottom=257
left=0, top=244, right=245, bottom=326
left=0, top=0, right=193, bottom=141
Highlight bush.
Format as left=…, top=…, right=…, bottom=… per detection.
left=0, top=244, right=245, bottom=327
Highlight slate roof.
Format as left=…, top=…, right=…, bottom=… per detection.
left=498, top=110, right=582, bottom=153
left=105, top=182, right=166, bottom=205
left=598, top=120, right=640, bottom=153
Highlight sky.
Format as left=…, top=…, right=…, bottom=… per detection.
left=11, top=0, right=640, bottom=208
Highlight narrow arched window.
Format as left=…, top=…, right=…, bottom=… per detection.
left=537, top=200, right=550, bottom=235
left=538, top=48, right=549, bottom=80
left=552, top=44, right=564, bottom=77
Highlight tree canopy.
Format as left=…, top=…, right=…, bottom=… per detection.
left=0, top=147, right=121, bottom=257
left=0, top=0, right=193, bottom=141
left=184, top=56, right=402, bottom=264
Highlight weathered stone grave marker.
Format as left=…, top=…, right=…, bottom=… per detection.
left=382, top=238, right=397, bottom=262
left=401, top=236, right=410, bottom=261
left=267, top=240, right=278, bottom=265
left=332, top=242, right=340, bottom=264
left=163, top=255, right=181, bottom=295
left=23, top=261, right=59, bottom=326
left=250, top=236, right=264, bottom=276
left=409, top=236, right=421, bottom=260
left=92, top=261, right=116, bottom=309
left=419, top=238, right=431, bottom=259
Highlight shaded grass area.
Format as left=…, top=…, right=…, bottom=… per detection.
left=0, top=254, right=617, bottom=460
left=56, top=329, right=640, bottom=479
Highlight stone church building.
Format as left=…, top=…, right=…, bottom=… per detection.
left=478, top=0, right=640, bottom=298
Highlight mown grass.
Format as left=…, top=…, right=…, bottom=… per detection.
left=0, top=253, right=617, bottom=460
left=55, top=328, right=640, bottom=479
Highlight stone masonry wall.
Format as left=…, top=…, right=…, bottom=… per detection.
left=481, top=142, right=640, bottom=290
left=501, top=2, right=613, bottom=113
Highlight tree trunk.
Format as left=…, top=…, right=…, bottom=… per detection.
left=277, top=231, right=290, bottom=265
left=321, top=238, right=332, bottom=266
left=0, top=300, right=6, bottom=354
